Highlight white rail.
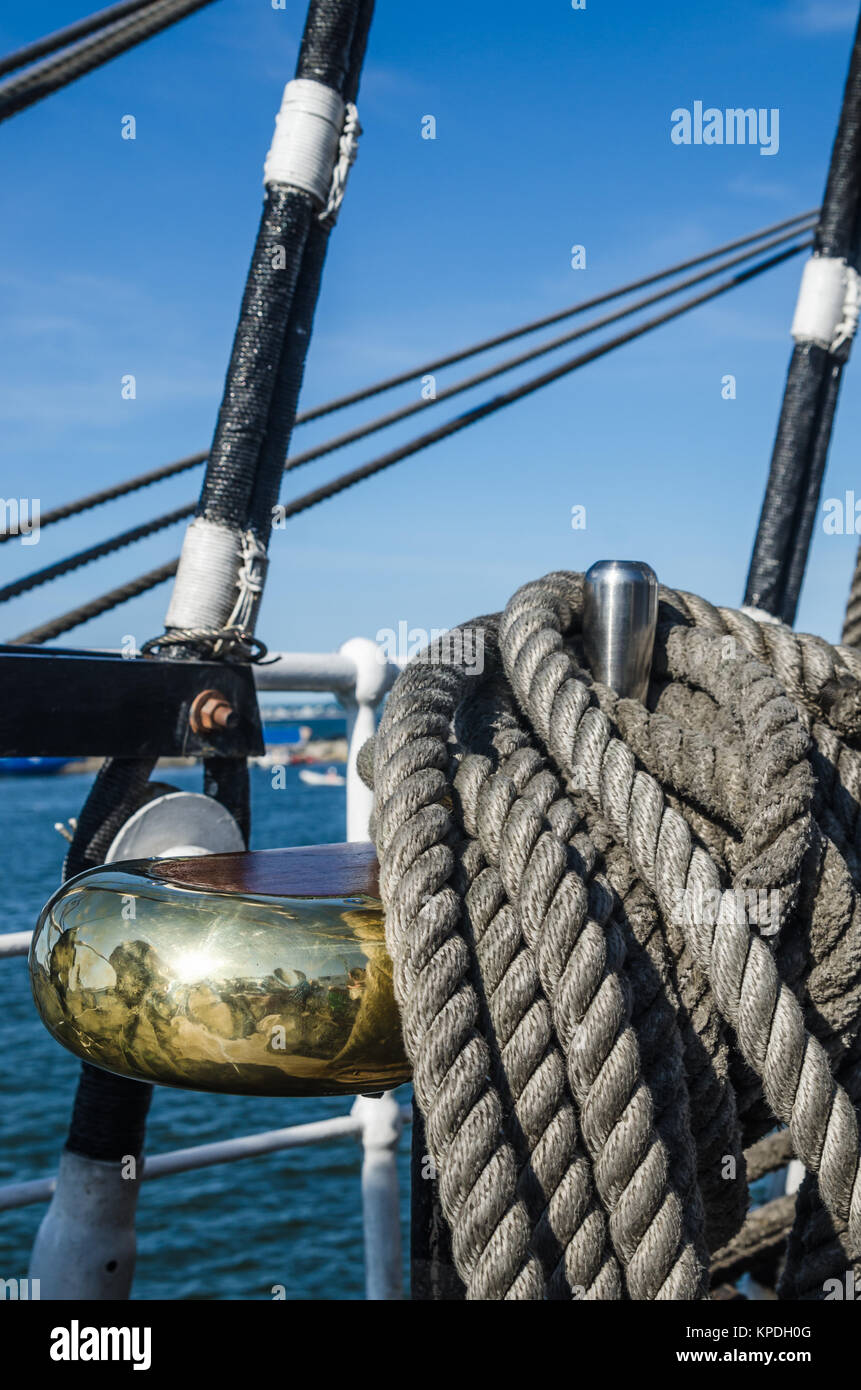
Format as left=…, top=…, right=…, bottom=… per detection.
left=0, top=642, right=408, bottom=1299
left=0, top=1098, right=410, bottom=1296
left=0, top=931, right=31, bottom=959
left=254, top=642, right=399, bottom=841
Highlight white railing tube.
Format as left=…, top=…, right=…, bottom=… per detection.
left=253, top=651, right=359, bottom=693
left=0, top=1108, right=413, bottom=1212
left=0, top=930, right=32, bottom=959
left=337, top=638, right=397, bottom=842
left=352, top=1092, right=404, bottom=1300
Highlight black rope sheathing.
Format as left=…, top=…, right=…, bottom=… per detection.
left=744, top=10, right=861, bottom=625
left=296, top=0, right=364, bottom=94
left=248, top=219, right=331, bottom=544
left=0, top=0, right=158, bottom=80
left=248, top=0, right=373, bottom=541
left=67, top=1063, right=153, bottom=1163
left=62, top=755, right=158, bottom=1164
left=196, top=0, right=364, bottom=534
left=10, top=240, right=808, bottom=647
left=64, top=756, right=157, bottom=880
left=0, top=0, right=221, bottom=124
left=197, top=186, right=315, bottom=529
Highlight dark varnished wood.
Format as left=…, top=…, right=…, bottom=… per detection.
left=145, top=841, right=380, bottom=900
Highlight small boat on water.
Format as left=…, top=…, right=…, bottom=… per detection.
left=0, top=757, right=74, bottom=776
left=298, top=766, right=346, bottom=787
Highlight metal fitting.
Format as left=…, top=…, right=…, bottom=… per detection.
left=189, top=688, right=238, bottom=735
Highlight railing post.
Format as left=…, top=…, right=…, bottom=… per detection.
left=351, top=1092, right=403, bottom=1300
left=29, top=1149, right=141, bottom=1298
left=337, top=638, right=395, bottom=843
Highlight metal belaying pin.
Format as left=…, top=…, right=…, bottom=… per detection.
left=582, top=560, right=658, bottom=702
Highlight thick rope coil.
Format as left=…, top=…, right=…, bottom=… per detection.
left=368, top=571, right=861, bottom=1299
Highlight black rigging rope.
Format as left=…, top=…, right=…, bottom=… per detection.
left=296, top=209, right=819, bottom=424
left=10, top=559, right=179, bottom=645
left=0, top=0, right=221, bottom=123
left=5, top=223, right=814, bottom=591
left=3, top=212, right=818, bottom=543
left=0, top=452, right=206, bottom=545
left=278, top=241, right=811, bottom=521
left=11, top=238, right=807, bottom=647
left=279, top=222, right=817, bottom=475
left=0, top=1, right=159, bottom=79
left=0, top=504, right=191, bottom=604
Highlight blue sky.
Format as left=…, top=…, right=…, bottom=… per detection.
left=2, top=0, right=861, bottom=661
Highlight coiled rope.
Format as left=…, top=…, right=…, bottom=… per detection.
left=365, top=571, right=861, bottom=1299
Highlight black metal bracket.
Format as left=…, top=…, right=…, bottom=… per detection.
left=0, top=645, right=264, bottom=759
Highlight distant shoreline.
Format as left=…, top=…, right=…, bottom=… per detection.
left=58, top=738, right=349, bottom=774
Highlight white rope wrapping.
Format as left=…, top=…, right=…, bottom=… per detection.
left=222, top=529, right=268, bottom=634
left=263, top=78, right=346, bottom=205
left=319, top=102, right=362, bottom=226
left=791, top=255, right=861, bottom=352
left=165, top=517, right=264, bottom=632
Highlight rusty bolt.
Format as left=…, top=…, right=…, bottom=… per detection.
left=189, top=688, right=238, bottom=735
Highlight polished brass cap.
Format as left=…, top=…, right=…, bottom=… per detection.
left=29, top=843, right=410, bottom=1098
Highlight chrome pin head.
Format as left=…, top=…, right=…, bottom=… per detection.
left=582, top=560, right=658, bottom=702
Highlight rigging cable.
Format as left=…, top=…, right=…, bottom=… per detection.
left=0, top=0, right=221, bottom=123
left=2, top=226, right=814, bottom=599
left=0, top=0, right=161, bottom=79
left=9, top=238, right=809, bottom=647
left=0, top=211, right=819, bottom=543
left=297, top=209, right=819, bottom=424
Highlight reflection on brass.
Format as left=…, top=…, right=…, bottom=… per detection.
left=29, top=856, right=410, bottom=1098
